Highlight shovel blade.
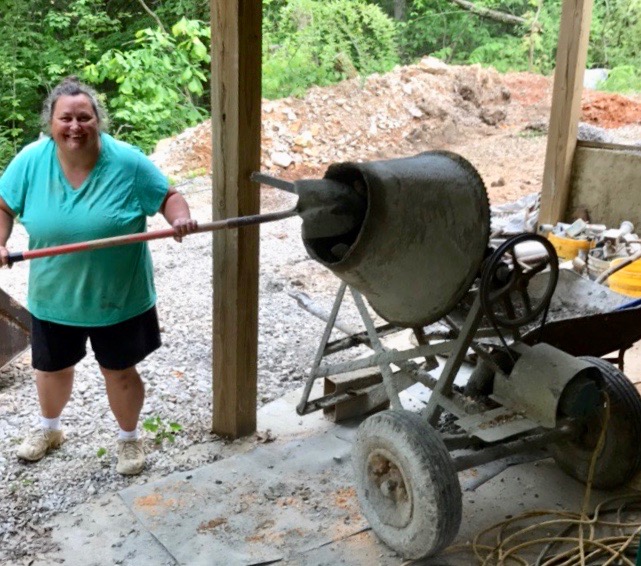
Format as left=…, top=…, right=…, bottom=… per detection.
left=295, top=179, right=367, bottom=240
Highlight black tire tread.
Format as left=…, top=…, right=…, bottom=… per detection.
left=552, top=356, right=641, bottom=489
left=353, top=410, right=462, bottom=559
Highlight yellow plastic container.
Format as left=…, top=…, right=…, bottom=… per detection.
left=547, top=233, right=595, bottom=261
left=608, top=258, right=641, bottom=297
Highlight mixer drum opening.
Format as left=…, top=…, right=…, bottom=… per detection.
left=303, top=151, right=491, bottom=328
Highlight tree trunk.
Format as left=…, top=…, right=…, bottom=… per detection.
left=447, top=0, right=528, bottom=27
left=393, top=0, right=407, bottom=21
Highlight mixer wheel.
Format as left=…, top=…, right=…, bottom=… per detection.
left=352, top=410, right=461, bottom=559
left=551, top=356, right=641, bottom=489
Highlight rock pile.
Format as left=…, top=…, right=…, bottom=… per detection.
left=151, top=57, right=512, bottom=180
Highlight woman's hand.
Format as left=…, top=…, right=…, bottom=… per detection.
left=172, top=218, right=199, bottom=243
left=161, top=188, right=197, bottom=242
left=0, top=246, right=12, bottom=268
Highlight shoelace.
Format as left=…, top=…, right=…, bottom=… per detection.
left=32, top=429, right=55, bottom=443
left=120, top=441, right=142, bottom=459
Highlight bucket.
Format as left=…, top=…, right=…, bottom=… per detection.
left=608, top=258, right=641, bottom=297
left=548, top=233, right=594, bottom=261
left=303, top=151, right=490, bottom=327
left=586, top=254, right=610, bottom=281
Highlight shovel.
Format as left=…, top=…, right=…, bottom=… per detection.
left=6, top=174, right=366, bottom=265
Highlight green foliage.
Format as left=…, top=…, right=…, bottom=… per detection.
left=600, top=65, right=641, bottom=93
left=589, top=0, right=641, bottom=70
left=96, top=447, right=107, bottom=457
left=143, top=415, right=183, bottom=445
left=399, top=0, right=481, bottom=64
left=1, top=0, right=641, bottom=172
left=263, top=0, right=399, bottom=98
left=468, top=38, right=524, bottom=72
left=155, top=0, right=210, bottom=22
left=0, top=1, right=45, bottom=162
left=399, top=0, right=563, bottom=74
left=83, top=18, right=210, bottom=152
left=43, top=0, right=121, bottom=72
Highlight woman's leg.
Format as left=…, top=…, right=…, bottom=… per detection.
left=101, top=365, right=146, bottom=475
left=35, top=366, right=75, bottom=418
left=100, top=365, right=144, bottom=432
left=17, top=367, right=74, bottom=461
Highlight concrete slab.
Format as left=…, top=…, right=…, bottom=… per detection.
left=119, top=432, right=364, bottom=566
left=33, top=492, right=175, bottom=566
left=34, top=369, right=630, bottom=566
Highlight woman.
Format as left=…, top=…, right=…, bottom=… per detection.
left=0, top=76, right=198, bottom=475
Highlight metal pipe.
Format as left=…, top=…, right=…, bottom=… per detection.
left=288, top=289, right=360, bottom=336
left=250, top=172, right=296, bottom=193
left=451, top=424, right=574, bottom=472
left=322, top=324, right=398, bottom=355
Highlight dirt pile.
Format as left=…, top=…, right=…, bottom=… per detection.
left=150, top=57, right=641, bottom=186
left=152, top=57, right=512, bottom=180
left=582, top=90, right=641, bottom=128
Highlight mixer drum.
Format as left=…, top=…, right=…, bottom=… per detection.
left=303, top=151, right=490, bottom=327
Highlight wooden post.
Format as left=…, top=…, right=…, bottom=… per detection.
left=539, top=0, right=594, bottom=226
left=211, top=0, right=262, bottom=438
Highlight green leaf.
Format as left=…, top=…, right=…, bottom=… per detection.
left=187, top=78, right=202, bottom=94
left=191, top=38, right=207, bottom=60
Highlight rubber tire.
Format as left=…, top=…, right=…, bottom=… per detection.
left=352, top=410, right=462, bottom=559
left=551, top=356, right=641, bottom=489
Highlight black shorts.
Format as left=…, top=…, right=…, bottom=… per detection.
left=31, top=307, right=162, bottom=372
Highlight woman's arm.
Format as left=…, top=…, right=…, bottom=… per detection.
left=160, top=187, right=198, bottom=242
left=0, top=197, right=15, bottom=267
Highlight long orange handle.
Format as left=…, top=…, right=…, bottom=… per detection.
left=7, top=207, right=298, bottom=264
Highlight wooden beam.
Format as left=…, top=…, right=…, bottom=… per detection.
left=211, top=0, right=262, bottom=438
left=539, top=0, right=594, bottom=226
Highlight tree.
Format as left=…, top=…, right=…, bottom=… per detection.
left=263, top=0, right=399, bottom=98
left=83, top=18, right=211, bottom=151
left=446, top=0, right=529, bottom=26
left=394, top=0, right=407, bottom=20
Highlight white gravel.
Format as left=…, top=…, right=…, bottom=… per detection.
left=0, top=177, right=358, bottom=563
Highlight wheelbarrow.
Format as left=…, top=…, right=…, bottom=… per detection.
left=281, top=152, right=641, bottom=560
left=0, top=286, right=30, bottom=369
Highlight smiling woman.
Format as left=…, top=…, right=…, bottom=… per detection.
left=0, top=75, right=199, bottom=477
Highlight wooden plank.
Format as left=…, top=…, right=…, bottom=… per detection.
left=325, top=371, right=416, bottom=422
left=323, top=368, right=386, bottom=422
left=539, top=0, right=594, bottom=226
left=211, top=0, right=262, bottom=438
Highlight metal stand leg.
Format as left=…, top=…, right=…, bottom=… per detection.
left=296, top=281, right=349, bottom=415
left=422, top=297, right=484, bottom=426
left=297, top=281, right=414, bottom=414
left=350, top=288, right=403, bottom=410
left=296, top=282, right=456, bottom=416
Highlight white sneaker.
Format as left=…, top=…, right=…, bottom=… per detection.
left=17, top=428, right=66, bottom=461
left=116, top=439, right=145, bottom=475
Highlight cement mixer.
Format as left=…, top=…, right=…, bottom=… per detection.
left=256, top=151, right=641, bottom=561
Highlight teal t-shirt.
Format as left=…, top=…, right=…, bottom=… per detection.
left=0, top=133, right=169, bottom=326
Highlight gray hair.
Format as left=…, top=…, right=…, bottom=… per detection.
left=41, top=76, right=109, bottom=134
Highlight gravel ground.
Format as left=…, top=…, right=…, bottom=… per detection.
left=0, top=176, right=365, bottom=563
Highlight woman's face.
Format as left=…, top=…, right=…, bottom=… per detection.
left=50, top=94, right=100, bottom=154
